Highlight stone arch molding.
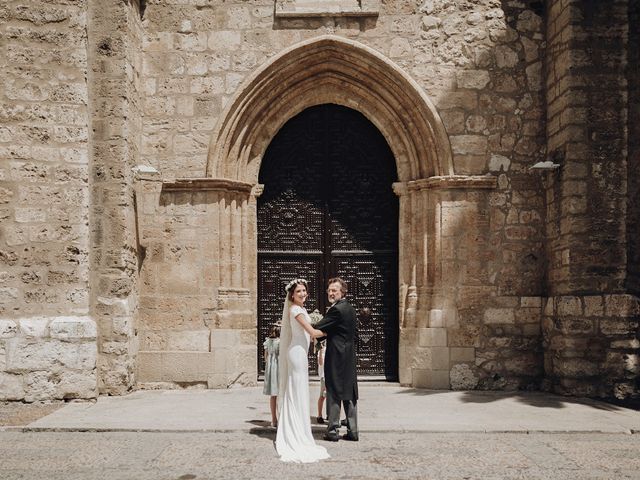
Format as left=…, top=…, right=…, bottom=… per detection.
left=206, top=35, right=453, bottom=182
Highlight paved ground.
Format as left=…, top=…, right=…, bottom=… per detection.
left=2, top=430, right=640, bottom=479
left=2, top=384, right=640, bottom=479
left=15, top=384, right=640, bottom=433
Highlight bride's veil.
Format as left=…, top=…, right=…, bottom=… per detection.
left=277, top=292, right=292, bottom=420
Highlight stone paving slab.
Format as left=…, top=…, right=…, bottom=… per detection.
left=3, top=431, right=640, bottom=480
left=18, top=384, right=640, bottom=434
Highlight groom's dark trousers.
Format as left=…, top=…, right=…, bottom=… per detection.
left=315, top=297, right=359, bottom=439
left=326, top=390, right=358, bottom=436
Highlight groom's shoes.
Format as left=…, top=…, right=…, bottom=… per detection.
left=342, top=432, right=359, bottom=441
left=323, top=432, right=340, bottom=442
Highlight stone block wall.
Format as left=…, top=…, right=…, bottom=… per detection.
left=545, top=0, right=629, bottom=294
left=87, top=0, right=143, bottom=395
left=135, top=179, right=256, bottom=388
left=0, top=2, right=90, bottom=319
left=0, top=317, right=97, bottom=401
left=544, top=0, right=639, bottom=402
left=628, top=0, right=640, bottom=295
left=543, top=294, right=639, bottom=400
left=139, top=0, right=547, bottom=391
left=0, top=1, right=98, bottom=399
left=402, top=185, right=543, bottom=390
left=140, top=1, right=547, bottom=179
left=1, top=0, right=636, bottom=401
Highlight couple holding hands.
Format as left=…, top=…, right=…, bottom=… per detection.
left=275, top=277, right=359, bottom=463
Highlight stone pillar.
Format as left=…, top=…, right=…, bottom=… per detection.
left=208, top=183, right=261, bottom=387
left=545, top=0, right=629, bottom=294
left=392, top=181, right=411, bottom=329
left=135, top=178, right=257, bottom=389
left=207, top=181, right=256, bottom=387
left=396, top=176, right=497, bottom=390
left=544, top=0, right=639, bottom=403
left=87, top=0, right=144, bottom=395
left=628, top=1, right=640, bottom=295
left=395, top=182, right=424, bottom=386
left=0, top=0, right=98, bottom=401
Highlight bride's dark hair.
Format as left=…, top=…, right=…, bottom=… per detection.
left=286, top=278, right=307, bottom=301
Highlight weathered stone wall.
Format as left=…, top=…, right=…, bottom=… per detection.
left=543, top=0, right=639, bottom=402
left=87, top=0, right=143, bottom=395
left=626, top=1, right=640, bottom=404
left=140, top=0, right=546, bottom=179
left=402, top=186, right=544, bottom=391
left=543, top=294, right=639, bottom=399
left=137, top=0, right=547, bottom=391
left=0, top=1, right=97, bottom=400
left=2, top=0, right=636, bottom=401
left=545, top=0, right=629, bottom=295
left=0, top=317, right=97, bottom=401
left=627, top=0, right=640, bottom=296
left=135, top=178, right=256, bottom=388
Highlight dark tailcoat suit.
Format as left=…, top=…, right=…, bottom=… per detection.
left=315, top=298, right=359, bottom=438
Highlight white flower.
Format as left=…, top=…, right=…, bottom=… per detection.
left=308, top=309, right=323, bottom=325
left=285, top=278, right=307, bottom=293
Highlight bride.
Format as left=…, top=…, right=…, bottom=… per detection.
left=276, top=278, right=330, bottom=463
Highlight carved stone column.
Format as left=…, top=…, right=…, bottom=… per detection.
left=395, top=179, right=445, bottom=387
left=395, top=175, right=497, bottom=389
left=135, top=178, right=258, bottom=389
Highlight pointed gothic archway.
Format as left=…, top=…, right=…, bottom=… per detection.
left=206, top=35, right=453, bottom=182
left=201, top=35, right=490, bottom=389
left=134, top=36, right=498, bottom=390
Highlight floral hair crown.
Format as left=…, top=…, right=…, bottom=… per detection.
left=285, top=278, right=307, bottom=293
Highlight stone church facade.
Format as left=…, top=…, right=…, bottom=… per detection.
left=0, top=0, right=638, bottom=405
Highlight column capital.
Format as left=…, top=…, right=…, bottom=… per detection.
left=162, top=178, right=253, bottom=194
left=392, top=182, right=409, bottom=197
left=252, top=183, right=265, bottom=198
left=409, top=175, right=497, bottom=191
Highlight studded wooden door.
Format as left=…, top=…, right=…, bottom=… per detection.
left=257, top=104, right=398, bottom=380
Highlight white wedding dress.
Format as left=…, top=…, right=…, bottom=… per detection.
left=275, top=304, right=330, bottom=463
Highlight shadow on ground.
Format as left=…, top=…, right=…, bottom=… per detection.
left=393, top=388, right=628, bottom=411
left=0, top=401, right=65, bottom=427
left=247, top=419, right=333, bottom=442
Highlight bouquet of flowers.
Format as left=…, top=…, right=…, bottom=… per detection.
left=309, top=309, right=325, bottom=351
left=308, top=309, right=323, bottom=325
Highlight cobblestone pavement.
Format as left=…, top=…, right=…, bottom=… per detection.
left=1, top=430, right=640, bottom=480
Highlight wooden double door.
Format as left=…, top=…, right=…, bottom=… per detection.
left=257, top=104, right=398, bottom=379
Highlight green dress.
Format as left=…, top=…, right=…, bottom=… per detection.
left=263, top=337, right=279, bottom=396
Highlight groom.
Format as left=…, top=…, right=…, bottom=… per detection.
left=315, top=277, right=359, bottom=442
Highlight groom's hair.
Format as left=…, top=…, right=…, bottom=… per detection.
left=328, top=277, right=348, bottom=295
